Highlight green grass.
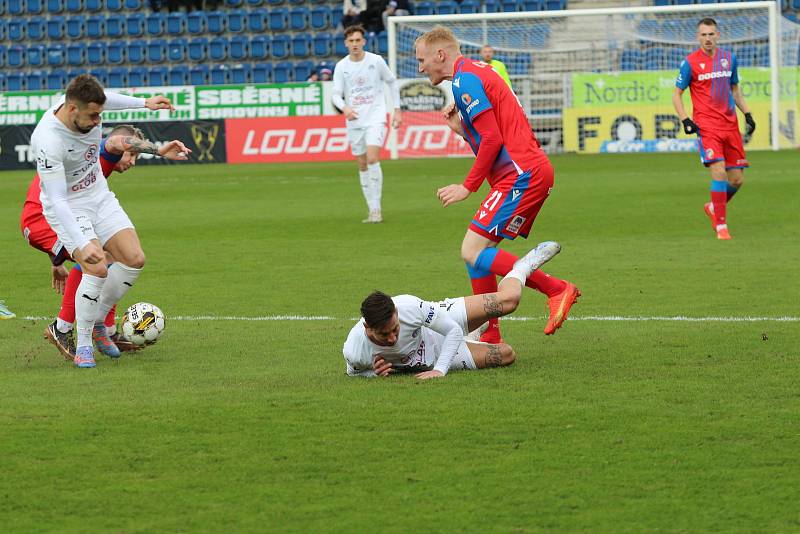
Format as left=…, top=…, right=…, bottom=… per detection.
left=1, top=152, right=799, bottom=532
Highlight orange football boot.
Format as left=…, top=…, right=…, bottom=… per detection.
left=544, top=282, right=581, bottom=335
left=703, top=202, right=716, bottom=230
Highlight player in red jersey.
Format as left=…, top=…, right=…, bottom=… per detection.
left=415, top=26, right=580, bottom=341
left=673, top=17, right=755, bottom=240
left=21, top=124, right=191, bottom=359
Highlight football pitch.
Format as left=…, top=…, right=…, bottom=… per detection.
left=1, top=152, right=798, bottom=532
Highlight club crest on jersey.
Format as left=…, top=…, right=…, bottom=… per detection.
left=506, top=215, right=526, bottom=234
left=356, top=76, right=366, bottom=86
left=461, top=94, right=472, bottom=106
left=84, top=144, right=98, bottom=161
left=720, top=58, right=729, bottom=68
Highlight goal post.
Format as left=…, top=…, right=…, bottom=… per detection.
left=387, top=1, right=799, bottom=158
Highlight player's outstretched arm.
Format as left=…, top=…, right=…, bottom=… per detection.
left=144, top=95, right=175, bottom=112
left=113, top=135, right=191, bottom=160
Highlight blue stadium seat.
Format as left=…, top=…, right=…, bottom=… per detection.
left=289, top=7, right=309, bottom=30
left=0, top=73, right=5, bottom=92
left=124, top=0, right=140, bottom=8
left=89, top=67, right=108, bottom=85
left=65, top=16, right=83, bottom=38
left=246, top=8, right=266, bottom=31
left=231, top=63, right=250, bottom=83
left=106, top=14, right=124, bottom=38
left=271, top=34, right=289, bottom=58
left=27, top=71, right=45, bottom=90
left=312, top=32, right=332, bottom=56
left=146, top=38, right=167, bottom=63
left=266, top=0, right=284, bottom=5
left=0, top=45, right=6, bottom=68
left=148, top=66, right=168, bottom=86
left=7, top=72, right=24, bottom=91
left=28, top=44, right=46, bottom=66
left=187, top=11, right=205, bottom=34
left=291, top=34, right=311, bottom=57
left=66, top=42, right=85, bottom=65
left=544, top=0, right=565, bottom=9
left=334, top=32, right=347, bottom=56
left=106, top=41, right=124, bottom=64
left=190, top=64, right=209, bottom=85
left=108, top=66, right=127, bottom=88
left=128, top=40, right=144, bottom=63
left=126, top=13, right=144, bottom=37
left=166, top=12, right=185, bottom=35
left=274, top=61, right=291, bottom=83
left=620, top=49, right=640, bottom=71
left=106, top=0, right=121, bottom=10
left=310, top=6, right=330, bottom=30
left=65, top=0, right=81, bottom=11
left=438, top=1, right=458, bottom=14
left=27, top=0, right=43, bottom=14
left=168, top=38, right=187, bottom=62
left=169, top=65, right=189, bottom=85
left=47, top=69, right=68, bottom=89
left=522, top=0, right=541, bottom=10
left=249, top=35, right=268, bottom=59
left=46, top=0, right=62, bottom=13
left=146, top=12, right=164, bottom=36
left=206, top=10, right=225, bottom=33
left=483, top=0, right=499, bottom=11
left=653, top=0, right=671, bottom=5
left=27, top=18, right=46, bottom=40
left=210, top=64, right=228, bottom=84
left=246, top=0, right=263, bottom=5
left=368, top=31, right=387, bottom=55
left=228, top=8, right=245, bottom=32
left=252, top=62, right=273, bottom=83
left=644, top=47, right=664, bottom=70
left=459, top=0, right=479, bottom=13
left=43, top=46, right=62, bottom=68
left=0, top=20, right=5, bottom=41
left=415, top=2, right=434, bottom=15
left=188, top=37, right=208, bottom=61
left=209, top=36, right=228, bottom=61
left=7, top=20, right=24, bottom=41
left=84, top=0, right=100, bottom=10
left=229, top=34, right=248, bottom=60
left=501, top=0, right=519, bottom=12
left=287, top=0, right=302, bottom=5
left=7, top=45, right=24, bottom=68
left=128, top=66, right=147, bottom=86
left=664, top=48, right=684, bottom=69
left=293, top=59, right=314, bottom=81
left=269, top=7, right=288, bottom=31
left=225, top=0, right=242, bottom=5
left=8, top=0, right=23, bottom=14
left=87, top=41, right=104, bottom=63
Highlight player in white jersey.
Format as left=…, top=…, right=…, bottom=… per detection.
left=343, top=241, right=561, bottom=379
left=30, top=74, right=178, bottom=368
left=332, top=24, right=402, bottom=224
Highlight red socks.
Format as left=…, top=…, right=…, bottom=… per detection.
left=470, top=275, right=501, bottom=343
left=491, top=249, right=566, bottom=298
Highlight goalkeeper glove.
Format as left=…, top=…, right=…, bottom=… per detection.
left=744, top=112, right=756, bottom=135
left=682, top=118, right=700, bottom=135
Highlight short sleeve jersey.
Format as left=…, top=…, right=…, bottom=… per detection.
left=451, top=57, right=549, bottom=186
left=676, top=48, right=740, bottom=131
left=332, top=51, right=396, bottom=129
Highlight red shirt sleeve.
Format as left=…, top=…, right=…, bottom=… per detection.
left=99, top=156, right=116, bottom=178
left=462, top=110, right=503, bottom=192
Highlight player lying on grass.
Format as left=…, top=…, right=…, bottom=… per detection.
left=22, top=124, right=191, bottom=360
left=343, top=241, right=560, bottom=379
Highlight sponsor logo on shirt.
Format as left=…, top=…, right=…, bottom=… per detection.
left=466, top=98, right=481, bottom=114
left=85, top=144, right=98, bottom=161
left=424, top=305, right=435, bottom=325
left=71, top=169, right=98, bottom=192
left=506, top=215, right=526, bottom=234
left=697, top=70, right=732, bottom=81
left=461, top=94, right=472, bottom=106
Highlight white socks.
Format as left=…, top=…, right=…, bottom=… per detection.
left=368, top=162, right=383, bottom=212
left=95, top=263, right=142, bottom=325
left=75, top=273, right=106, bottom=348
left=359, top=170, right=371, bottom=211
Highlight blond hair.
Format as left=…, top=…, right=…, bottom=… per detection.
left=414, top=25, right=461, bottom=53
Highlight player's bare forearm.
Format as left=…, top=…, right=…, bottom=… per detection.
left=122, top=136, right=161, bottom=156
left=672, top=88, right=688, bottom=120
left=731, top=85, right=750, bottom=114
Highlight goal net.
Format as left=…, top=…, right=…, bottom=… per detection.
left=387, top=1, right=799, bottom=158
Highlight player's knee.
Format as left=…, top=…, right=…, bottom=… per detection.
left=125, top=250, right=146, bottom=269
left=366, top=156, right=380, bottom=166
left=83, top=262, right=108, bottom=277
left=729, top=175, right=744, bottom=188
left=460, top=244, right=481, bottom=266
left=501, top=344, right=516, bottom=366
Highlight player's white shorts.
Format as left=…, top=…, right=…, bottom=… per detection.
left=434, top=297, right=478, bottom=372
left=347, top=123, right=386, bottom=156
left=45, top=190, right=134, bottom=256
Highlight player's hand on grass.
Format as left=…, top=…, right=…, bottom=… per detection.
left=145, top=96, right=175, bottom=112
left=437, top=184, right=470, bottom=207
left=51, top=264, right=69, bottom=295
left=682, top=118, right=700, bottom=135
left=744, top=112, right=756, bottom=135
left=415, top=370, right=444, bottom=380
left=343, top=106, right=359, bottom=121
left=372, top=356, right=394, bottom=377
left=158, top=140, right=192, bottom=160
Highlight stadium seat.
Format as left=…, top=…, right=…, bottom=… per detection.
left=126, top=13, right=144, bottom=37
left=106, top=0, right=121, bottom=10
left=415, top=2, right=434, bottom=15
left=653, top=0, right=671, bottom=5
left=128, top=40, right=145, bottom=63
left=271, top=34, right=290, bottom=59
left=8, top=0, right=23, bottom=14
left=312, top=32, right=332, bottom=56
left=0, top=73, right=5, bottom=92
left=0, top=45, right=6, bottom=68
left=148, top=66, right=168, bottom=86
left=231, top=63, right=250, bottom=83
left=246, top=0, right=263, bottom=5
left=266, top=0, right=284, bottom=5
left=269, top=7, right=288, bottom=31
left=333, top=32, right=347, bottom=56
left=65, top=16, right=84, bottom=38
left=27, top=44, right=46, bottom=66
left=27, top=71, right=45, bottom=90
left=106, top=14, right=124, bottom=38
left=293, top=60, right=314, bottom=81
left=252, top=62, right=273, bottom=83
left=206, top=10, right=225, bottom=33
left=209, top=36, right=228, bottom=61
left=27, top=0, right=43, bottom=14
left=291, top=34, right=311, bottom=57
left=310, top=5, right=331, bottom=30
left=228, top=8, right=245, bottom=32
left=27, top=18, right=46, bottom=40
left=47, top=68, right=68, bottom=89
left=190, top=64, right=209, bottom=85
left=146, top=12, right=164, bottom=36
left=620, top=49, right=641, bottom=71
left=230, top=34, right=248, bottom=60
left=65, top=0, right=81, bottom=11
left=368, top=31, right=388, bottom=55
left=274, top=61, right=291, bottom=83
left=249, top=35, right=269, bottom=59
left=246, top=8, right=266, bottom=32
left=7, top=72, right=24, bottom=91
left=66, top=42, right=85, bottom=65
left=106, top=40, right=125, bottom=64
left=459, top=0, right=480, bottom=14
left=187, top=11, right=205, bottom=34
left=128, top=66, right=147, bottom=86
left=169, top=65, right=189, bottom=85
left=644, top=47, right=664, bottom=70
left=124, top=0, right=140, bottom=8
left=287, top=0, right=302, bottom=5
left=188, top=37, right=208, bottom=62
left=88, top=66, right=108, bottom=85
left=84, top=0, right=101, bottom=10
left=210, top=64, right=229, bottom=84
left=522, top=0, right=542, bottom=10
left=7, top=20, right=24, bottom=41
left=544, top=0, right=565, bottom=9
left=87, top=41, right=104, bottom=63
left=146, top=38, right=167, bottom=63
left=438, top=1, right=458, bottom=14
left=166, top=12, right=185, bottom=35
left=108, top=66, right=127, bottom=88
left=168, top=38, right=187, bottom=62
left=7, top=45, right=24, bottom=68
left=46, top=0, right=62, bottom=12
left=0, top=20, right=5, bottom=41
left=289, top=7, right=309, bottom=31
left=43, top=45, right=63, bottom=68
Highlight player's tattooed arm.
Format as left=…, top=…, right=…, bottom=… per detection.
left=482, top=294, right=503, bottom=317
left=121, top=137, right=192, bottom=160
left=122, top=136, right=162, bottom=156
left=484, top=344, right=503, bottom=368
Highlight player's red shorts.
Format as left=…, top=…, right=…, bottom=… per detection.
left=20, top=201, right=71, bottom=266
left=469, top=161, right=554, bottom=242
left=697, top=128, right=749, bottom=170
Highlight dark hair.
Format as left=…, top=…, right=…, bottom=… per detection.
left=697, top=17, right=717, bottom=28
left=65, top=74, right=106, bottom=107
left=344, top=24, right=366, bottom=39
left=361, top=291, right=396, bottom=328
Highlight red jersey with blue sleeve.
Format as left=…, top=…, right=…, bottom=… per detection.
left=452, top=57, right=549, bottom=192
left=676, top=48, right=740, bottom=132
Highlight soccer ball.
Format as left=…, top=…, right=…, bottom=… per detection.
left=121, top=302, right=165, bottom=346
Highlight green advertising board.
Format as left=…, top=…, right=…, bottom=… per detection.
left=194, top=83, right=323, bottom=119
left=0, top=91, right=61, bottom=125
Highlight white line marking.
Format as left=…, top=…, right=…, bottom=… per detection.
left=21, top=315, right=800, bottom=322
